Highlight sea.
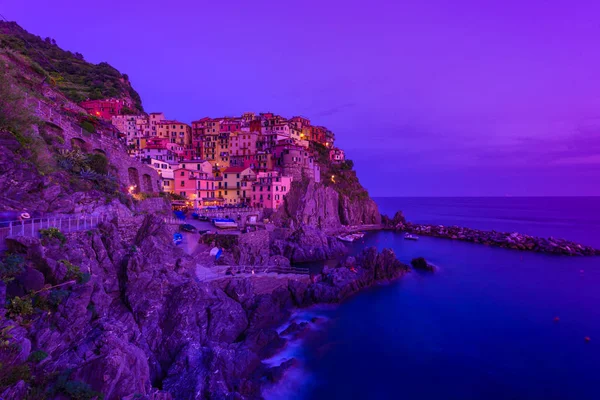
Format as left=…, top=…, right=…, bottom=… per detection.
left=264, top=197, right=600, bottom=400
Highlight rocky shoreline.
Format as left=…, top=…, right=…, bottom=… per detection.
left=0, top=216, right=408, bottom=399
left=383, top=211, right=600, bottom=256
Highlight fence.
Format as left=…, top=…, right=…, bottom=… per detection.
left=0, top=214, right=110, bottom=250
left=231, top=264, right=310, bottom=275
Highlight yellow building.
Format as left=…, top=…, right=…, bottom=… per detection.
left=157, top=121, right=192, bottom=146
left=220, top=167, right=256, bottom=204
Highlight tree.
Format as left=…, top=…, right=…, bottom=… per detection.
left=341, top=159, right=354, bottom=170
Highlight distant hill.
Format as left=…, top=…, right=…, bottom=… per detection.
left=0, top=21, right=143, bottom=112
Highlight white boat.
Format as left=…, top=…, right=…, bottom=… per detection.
left=337, top=233, right=363, bottom=242
left=404, top=233, right=419, bottom=241
left=212, top=218, right=238, bottom=229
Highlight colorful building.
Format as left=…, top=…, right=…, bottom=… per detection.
left=329, top=148, right=345, bottom=163
left=179, top=159, right=212, bottom=174
left=251, top=171, right=293, bottom=210
left=80, top=98, right=132, bottom=120
left=157, top=121, right=192, bottom=146
left=112, top=115, right=143, bottom=147
left=221, top=167, right=256, bottom=204
left=144, top=158, right=177, bottom=193
left=173, top=168, right=200, bottom=199
left=196, top=173, right=222, bottom=208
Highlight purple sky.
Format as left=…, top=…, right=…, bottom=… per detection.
left=4, top=1, right=600, bottom=196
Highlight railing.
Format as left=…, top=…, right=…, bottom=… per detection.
left=231, top=265, right=310, bottom=275
left=0, top=214, right=110, bottom=251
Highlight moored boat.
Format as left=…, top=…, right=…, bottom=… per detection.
left=337, top=233, right=363, bottom=242
left=212, top=218, right=238, bottom=229
left=404, top=233, right=419, bottom=241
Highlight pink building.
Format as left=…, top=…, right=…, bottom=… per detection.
left=196, top=173, right=223, bottom=208
left=173, top=168, right=199, bottom=199
left=251, top=171, right=293, bottom=210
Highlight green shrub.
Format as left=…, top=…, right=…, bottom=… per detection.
left=86, top=153, right=108, bottom=174
left=0, top=253, right=25, bottom=283
left=58, top=259, right=83, bottom=282
left=52, top=369, right=104, bottom=400
left=80, top=120, right=95, bottom=134
left=40, top=227, right=66, bottom=245
left=48, top=289, right=70, bottom=307
left=340, top=159, right=354, bottom=170
left=0, top=325, right=15, bottom=348
left=28, top=350, right=49, bottom=363
left=6, top=296, right=34, bottom=318
left=0, top=363, right=31, bottom=387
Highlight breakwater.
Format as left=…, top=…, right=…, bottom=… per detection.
left=383, top=212, right=599, bottom=256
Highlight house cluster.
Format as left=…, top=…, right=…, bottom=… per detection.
left=82, top=100, right=345, bottom=210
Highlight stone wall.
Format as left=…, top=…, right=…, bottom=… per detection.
left=29, top=97, right=161, bottom=193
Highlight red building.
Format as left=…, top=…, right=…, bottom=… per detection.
left=79, top=98, right=132, bottom=120
left=220, top=118, right=241, bottom=132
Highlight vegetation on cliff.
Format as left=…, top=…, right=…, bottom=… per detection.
left=0, top=21, right=143, bottom=111
left=312, top=142, right=369, bottom=201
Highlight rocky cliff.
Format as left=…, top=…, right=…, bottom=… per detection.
left=0, top=21, right=143, bottom=111
left=0, top=216, right=407, bottom=399
left=0, top=24, right=160, bottom=216
left=275, top=178, right=381, bottom=233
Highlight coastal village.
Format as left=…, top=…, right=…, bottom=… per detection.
left=80, top=98, right=345, bottom=211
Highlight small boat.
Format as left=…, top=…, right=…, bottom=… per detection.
left=404, top=233, right=419, bottom=241
left=353, top=232, right=365, bottom=239
left=191, top=212, right=200, bottom=219
left=337, top=233, right=363, bottom=242
left=337, top=234, right=355, bottom=242
left=173, top=232, right=183, bottom=245
left=212, top=218, right=238, bottom=229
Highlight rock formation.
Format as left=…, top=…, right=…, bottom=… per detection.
left=411, top=257, right=435, bottom=272
left=0, top=215, right=407, bottom=399
left=275, top=179, right=381, bottom=232
left=383, top=217, right=599, bottom=256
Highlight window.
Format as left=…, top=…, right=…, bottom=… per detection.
left=181, top=181, right=185, bottom=186
left=180, top=171, right=184, bottom=176
left=267, top=194, right=271, bottom=200
left=224, top=174, right=228, bottom=178
left=236, top=173, right=240, bottom=178
left=225, top=191, right=228, bottom=195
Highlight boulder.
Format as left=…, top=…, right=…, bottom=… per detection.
left=411, top=257, right=435, bottom=272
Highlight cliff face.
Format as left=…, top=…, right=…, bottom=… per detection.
left=0, top=216, right=406, bottom=399
left=275, top=179, right=381, bottom=232
left=0, top=21, right=143, bottom=111
left=0, top=31, right=159, bottom=215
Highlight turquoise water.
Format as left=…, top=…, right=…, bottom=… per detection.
left=274, top=197, right=600, bottom=400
